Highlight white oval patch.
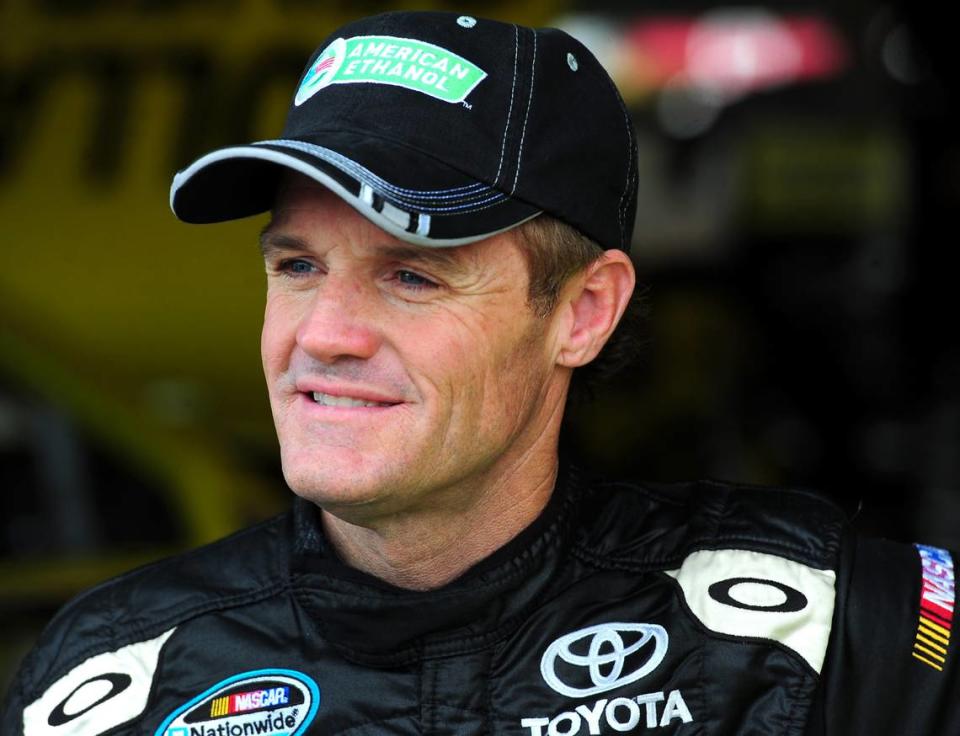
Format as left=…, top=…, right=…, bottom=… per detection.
left=153, top=670, right=319, bottom=736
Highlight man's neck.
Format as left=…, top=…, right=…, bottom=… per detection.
left=320, top=457, right=559, bottom=591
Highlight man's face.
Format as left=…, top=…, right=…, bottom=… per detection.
left=260, top=176, right=570, bottom=524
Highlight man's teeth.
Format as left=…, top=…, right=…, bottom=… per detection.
left=311, top=392, right=388, bottom=408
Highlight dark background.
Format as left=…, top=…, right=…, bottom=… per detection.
left=1, top=0, right=957, bottom=693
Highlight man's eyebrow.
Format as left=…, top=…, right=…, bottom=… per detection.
left=378, top=244, right=467, bottom=275
left=259, top=226, right=308, bottom=259
left=259, top=224, right=469, bottom=275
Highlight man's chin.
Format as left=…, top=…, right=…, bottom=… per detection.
left=281, top=456, right=394, bottom=509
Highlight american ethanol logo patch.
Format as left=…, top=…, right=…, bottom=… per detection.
left=295, top=35, right=487, bottom=106
left=154, top=669, right=319, bottom=736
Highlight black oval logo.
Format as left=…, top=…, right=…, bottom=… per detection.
left=48, top=672, right=133, bottom=726
left=708, top=577, right=808, bottom=612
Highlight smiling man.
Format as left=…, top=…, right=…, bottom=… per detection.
left=257, top=177, right=630, bottom=588
left=4, top=10, right=958, bottom=736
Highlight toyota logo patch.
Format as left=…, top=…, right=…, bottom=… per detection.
left=540, top=622, right=669, bottom=697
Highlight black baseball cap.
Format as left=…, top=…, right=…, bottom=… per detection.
left=170, top=11, right=638, bottom=252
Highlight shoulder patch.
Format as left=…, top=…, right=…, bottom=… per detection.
left=666, top=549, right=836, bottom=673
left=912, top=544, right=955, bottom=671
left=23, top=627, right=176, bottom=736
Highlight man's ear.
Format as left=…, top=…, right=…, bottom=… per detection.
left=556, top=250, right=635, bottom=369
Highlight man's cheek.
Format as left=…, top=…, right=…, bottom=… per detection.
left=261, top=317, right=294, bottom=374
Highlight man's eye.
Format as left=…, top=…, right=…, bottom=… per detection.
left=277, top=258, right=315, bottom=276
left=395, top=270, right=437, bottom=290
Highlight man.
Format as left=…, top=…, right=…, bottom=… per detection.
left=3, top=11, right=957, bottom=736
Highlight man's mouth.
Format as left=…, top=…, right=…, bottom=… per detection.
left=310, top=391, right=394, bottom=408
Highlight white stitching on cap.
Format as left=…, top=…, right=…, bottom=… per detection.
left=398, top=191, right=507, bottom=214
left=598, top=72, right=636, bottom=250
left=510, top=27, right=537, bottom=195
left=422, top=194, right=518, bottom=217
left=494, top=25, right=520, bottom=188
left=615, top=92, right=637, bottom=250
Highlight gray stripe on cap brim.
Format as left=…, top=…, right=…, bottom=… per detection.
left=170, top=146, right=541, bottom=248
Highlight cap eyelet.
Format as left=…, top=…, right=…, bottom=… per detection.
left=457, top=16, right=477, bottom=28
left=567, top=52, right=579, bottom=72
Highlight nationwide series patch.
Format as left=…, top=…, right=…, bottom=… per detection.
left=155, top=669, right=319, bottom=736
left=912, top=544, right=955, bottom=672
left=295, top=35, right=487, bottom=106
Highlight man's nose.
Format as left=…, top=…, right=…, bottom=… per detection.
left=295, top=275, right=382, bottom=363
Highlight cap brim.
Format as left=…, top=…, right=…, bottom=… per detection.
left=169, top=135, right=541, bottom=247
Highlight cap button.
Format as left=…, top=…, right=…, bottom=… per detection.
left=457, top=16, right=477, bottom=28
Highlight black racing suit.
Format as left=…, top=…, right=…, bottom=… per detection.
left=3, top=466, right=958, bottom=735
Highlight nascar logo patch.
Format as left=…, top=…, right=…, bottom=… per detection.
left=912, top=544, right=955, bottom=672
left=154, top=669, right=319, bottom=736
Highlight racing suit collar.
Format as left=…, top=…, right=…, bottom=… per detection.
left=288, top=464, right=581, bottom=666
